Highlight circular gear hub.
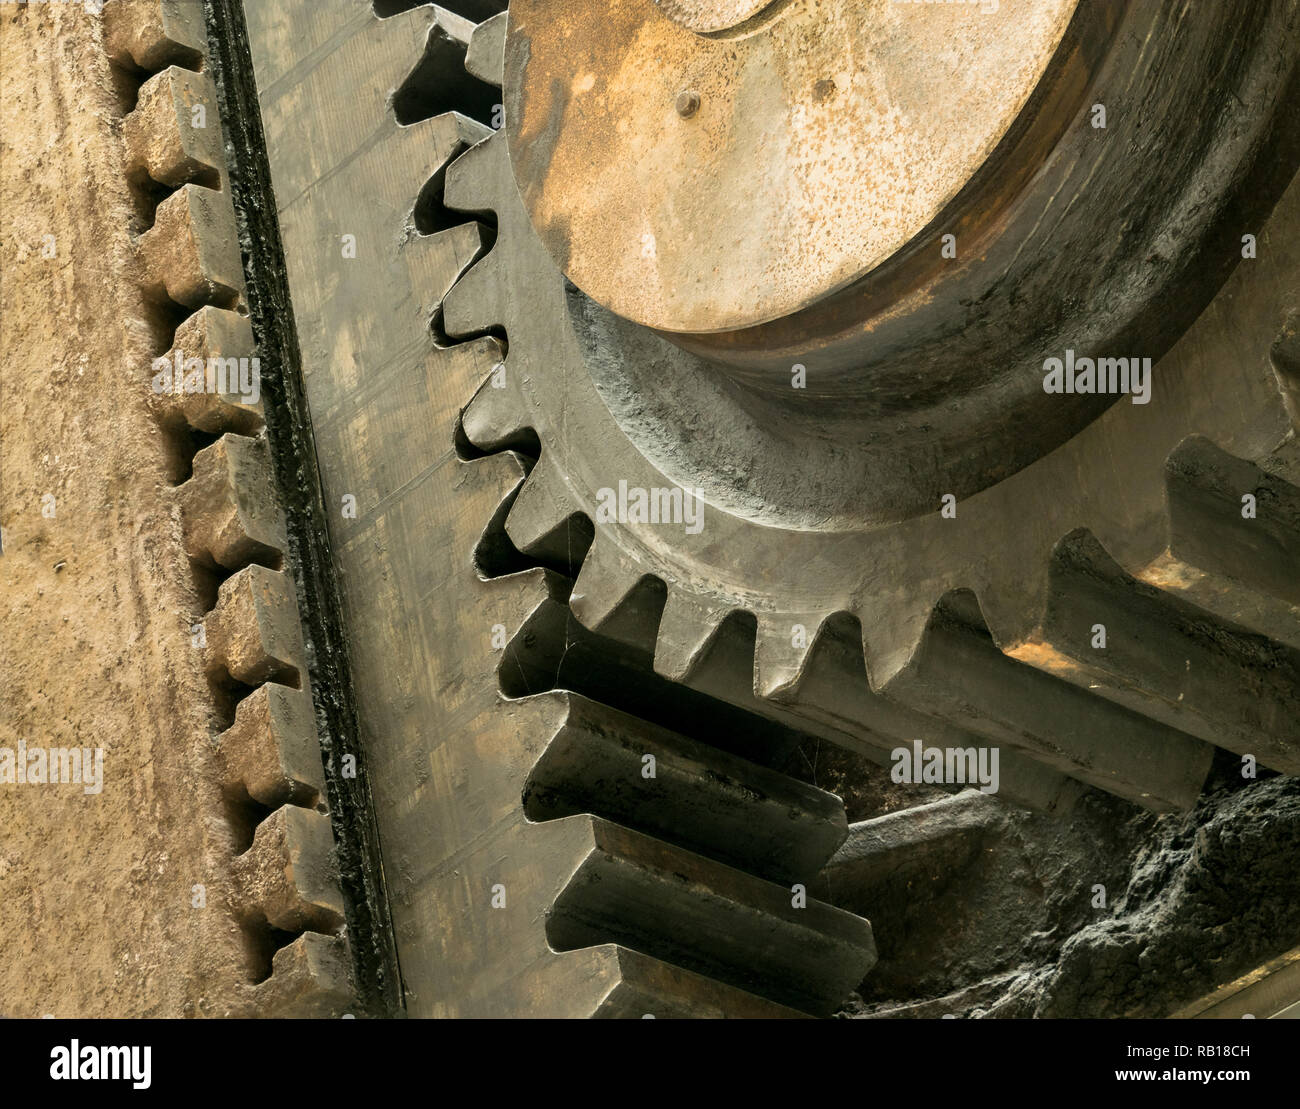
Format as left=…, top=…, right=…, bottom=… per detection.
left=505, top=0, right=1078, bottom=336
left=501, top=0, right=1300, bottom=527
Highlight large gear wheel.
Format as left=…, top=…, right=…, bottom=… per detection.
left=447, top=2, right=1300, bottom=815
left=223, top=0, right=1300, bottom=1022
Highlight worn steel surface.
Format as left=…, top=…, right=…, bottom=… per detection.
left=506, top=0, right=1078, bottom=334
left=241, top=0, right=877, bottom=1018
left=655, top=0, right=784, bottom=34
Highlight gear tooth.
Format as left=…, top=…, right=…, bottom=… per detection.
left=443, top=132, right=503, bottom=217
left=123, top=66, right=226, bottom=190
left=569, top=532, right=647, bottom=632
left=471, top=445, right=529, bottom=492
left=231, top=806, right=344, bottom=935
left=179, top=433, right=288, bottom=571
left=1017, top=528, right=1300, bottom=775
left=103, top=0, right=207, bottom=71
left=653, top=588, right=733, bottom=683
left=885, top=591, right=1213, bottom=812
left=250, top=933, right=354, bottom=1018
left=504, top=452, right=581, bottom=562
left=754, top=612, right=823, bottom=700
left=465, top=10, right=508, bottom=88
left=442, top=247, right=504, bottom=339
left=136, top=183, right=244, bottom=310
left=411, top=220, right=490, bottom=315
left=548, top=816, right=876, bottom=1017
left=1164, top=435, right=1300, bottom=607
left=410, top=113, right=494, bottom=235
left=462, top=354, right=527, bottom=451
left=854, top=595, right=931, bottom=691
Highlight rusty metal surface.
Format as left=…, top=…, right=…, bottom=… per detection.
left=655, top=0, right=785, bottom=34
left=505, top=0, right=1079, bottom=334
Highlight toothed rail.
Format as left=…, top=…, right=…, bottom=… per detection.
left=106, top=0, right=354, bottom=1016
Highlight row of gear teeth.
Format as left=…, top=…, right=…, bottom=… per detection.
left=363, top=2, right=879, bottom=1016
left=107, top=0, right=352, bottom=1016
left=443, top=10, right=1300, bottom=822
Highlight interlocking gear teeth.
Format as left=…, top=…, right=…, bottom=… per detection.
left=753, top=611, right=824, bottom=700
left=442, top=42, right=1300, bottom=816
left=464, top=10, right=507, bottom=87
left=523, top=693, right=848, bottom=884
left=411, top=111, right=494, bottom=228
left=568, top=531, right=651, bottom=632
left=545, top=815, right=876, bottom=1017
left=889, top=595, right=1213, bottom=811
left=503, top=450, right=587, bottom=568
left=652, top=588, right=736, bottom=685
left=363, top=7, right=879, bottom=1015
left=461, top=351, right=530, bottom=452
left=442, top=131, right=499, bottom=217
left=412, top=220, right=494, bottom=342
left=1014, top=528, right=1300, bottom=774
left=390, top=4, right=497, bottom=126
left=440, top=241, right=504, bottom=339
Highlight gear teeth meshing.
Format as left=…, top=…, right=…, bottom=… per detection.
left=464, top=10, right=507, bottom=87
left=886, top=595, right=1213, bottom=811
left=568, top=531, right=652, bottom=633
left=136, top=183, right=245, bottom=309
left=413, top=220, right=491, bottom=320
left=524, top=692, right=848, bottom=884
left=441, top=243, right=505, bottom=339
left=123, top=65, right=225, bottom=189
left=1013, top=528, right=1300, bottom=775
left=503, top=450, right=586, bottom=567
left=374, top=4, right=477, bottom=115
left=731, top=612, right=1085, bottom=815
left=224, top=0, right=884, bottom=1017
left=103, top=0, right=207, bottom=71
left=401, top=7, right=878, bottom=1016
left=411, top=112, right=494, bottom=236
left=442, top=132, right=500, bottom=218
left=461, top=348, right=529, bottom=451
left=390, top=5, right=499, bottom=126
left=754, top=611, right=825, bottom=700
left=546, top=816, right=876, bottom=1018
left=654, top=588, right=736, bottom=684
left=179, top=434, right=288, bottom=572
